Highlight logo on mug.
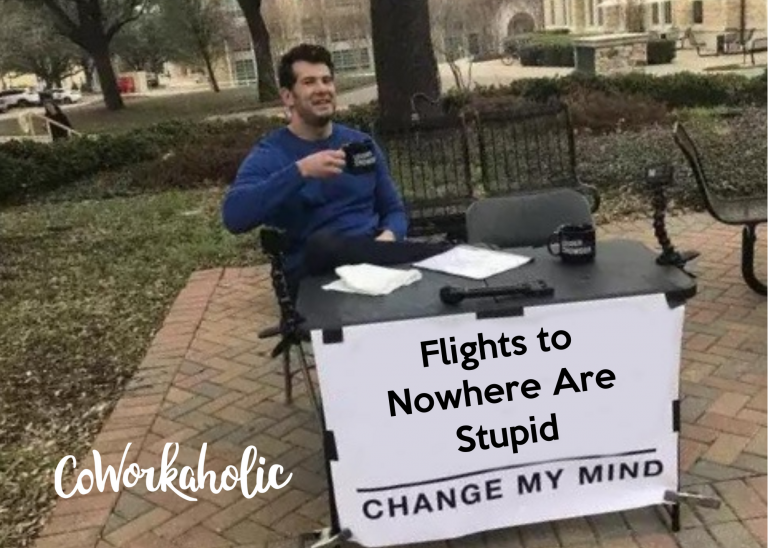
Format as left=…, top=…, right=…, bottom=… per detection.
left=343, top=140, right=377, bottom=175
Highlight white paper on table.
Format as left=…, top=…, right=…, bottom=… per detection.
left=412, top=244, right=533, bottom=280
left=322, top=263, right=423, bottom=296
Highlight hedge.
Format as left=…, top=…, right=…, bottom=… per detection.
left=0, top=117, right=283, bottom=205
left=519, top=43, right=575, bottom=67
left=56, top=106, right=768, bottom=221
left=518, top=36, right=677, bottom=67
left=471, top=70, right=768, bottom=109
left=647, top=39, right=676, bottom=65
left=0, top=71, right=765, bottom=206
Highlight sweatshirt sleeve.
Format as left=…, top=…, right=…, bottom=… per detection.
left=372, top=141, right=409, bottom=240
left=221, top=144, right=305, bottom=234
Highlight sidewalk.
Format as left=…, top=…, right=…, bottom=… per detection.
left=32, top=212, right=766, bottom=548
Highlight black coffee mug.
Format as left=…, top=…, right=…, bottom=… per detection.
left=343, top=140, right=376, bottom=175
left=547, top=224, right=596, bottom=264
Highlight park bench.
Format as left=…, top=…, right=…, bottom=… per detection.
left=673, top=121, right=767, bottom=295
left=371, top=101, right=600, bottom=241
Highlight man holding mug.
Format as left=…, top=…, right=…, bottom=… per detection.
left=222, top=44, right=448, bottom=297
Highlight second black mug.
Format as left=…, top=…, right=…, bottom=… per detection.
left=547, top=224, right=596, bottom=264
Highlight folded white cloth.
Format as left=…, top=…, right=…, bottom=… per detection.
left=322, top=263, right=423, bottom=296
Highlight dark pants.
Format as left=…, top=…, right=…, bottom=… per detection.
left=285, top=232, right=454, bottom=302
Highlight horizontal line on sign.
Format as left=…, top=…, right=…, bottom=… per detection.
left=356, top=448, right=657, bottom=493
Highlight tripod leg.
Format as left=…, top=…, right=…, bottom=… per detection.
left=283, top=348, right=293, bottom=405
left=297, top=343, right=323, bottom=423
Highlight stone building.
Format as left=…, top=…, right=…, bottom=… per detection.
left=213, top=0, right=374, bottom=89
left=431, top=0, right=546, bottom=59
left=213, top=0, right=548, bottom=88
left=543, top=0, right=766, bottom=51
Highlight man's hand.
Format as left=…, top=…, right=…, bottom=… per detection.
left=376, top=229, right=396, bottom=242
left=296, top=150, right=346, bottom=179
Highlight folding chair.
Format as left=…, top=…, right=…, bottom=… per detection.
left=465, top=188, right=594, bottom=249
left=257, top=227, right=322, bottom=417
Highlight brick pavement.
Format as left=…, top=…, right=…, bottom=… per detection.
left=31, top=213, right=766, bottom=548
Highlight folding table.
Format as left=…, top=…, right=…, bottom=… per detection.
left=295, top=239, right=697, bottom=548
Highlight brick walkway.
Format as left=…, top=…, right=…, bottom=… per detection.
left=32, top=213, right=766, bottom=548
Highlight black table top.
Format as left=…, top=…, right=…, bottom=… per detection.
left=296, top=239, right=697, bottom=332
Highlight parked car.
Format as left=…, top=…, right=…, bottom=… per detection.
left=50, top=88, right=83, bottom=104
left=0, top=95, right=9, bottom=113
left=0, top=88, right=42, bottom=108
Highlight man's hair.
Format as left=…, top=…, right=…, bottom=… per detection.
left=278, top=44, right=335, bottom=90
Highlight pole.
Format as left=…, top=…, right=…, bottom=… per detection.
left=740, top=0, right=746, bottom=46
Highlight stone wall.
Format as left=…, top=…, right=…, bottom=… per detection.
left=594, top=41, right=647, bottom=73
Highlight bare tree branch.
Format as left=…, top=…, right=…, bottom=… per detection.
left=105, top=0, right=150, bottom=40
left=36, top=0, right=84, bottom=44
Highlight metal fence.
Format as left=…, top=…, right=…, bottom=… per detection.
left=371, top=101, right=597, bottom=239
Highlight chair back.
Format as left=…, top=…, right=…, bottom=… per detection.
left=465, top=188, right=593, bottom=248
left=672, top=121, right=722, bottom=221
left=371, top=112, right=475, bottom=238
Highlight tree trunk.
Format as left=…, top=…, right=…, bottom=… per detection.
left=371, top=0, right=441, bottom=128
left=201, top=49, right=220, bottom=92
left=236, top=0, right=278, bottom=102
left=73, top=0, right=123, bottom=110
left=91, top=41, right=124, bottom=110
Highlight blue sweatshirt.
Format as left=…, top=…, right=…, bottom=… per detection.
left=221, top=123, right=408, bottom=274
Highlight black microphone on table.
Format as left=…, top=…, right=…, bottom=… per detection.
left=439, top=281, right=554, bottom=305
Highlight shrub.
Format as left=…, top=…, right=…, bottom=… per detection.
left=519, top=43, right=575, bottom=67
left=576, top=106, right=767, bottom=214
left=474, top=71, right=767, bottom=109
left=0, top=117, right=283, bottom=205
left=2, top=71, right=764, bottom=206
left=564, top=88, right=670, bottom=132
left=647, top=39, right=676, bottom=65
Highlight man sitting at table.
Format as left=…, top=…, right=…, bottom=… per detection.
left=221, top=43, right=450, bottom=298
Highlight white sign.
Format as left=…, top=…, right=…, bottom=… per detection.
left=311, top=294, right=684, bottom=547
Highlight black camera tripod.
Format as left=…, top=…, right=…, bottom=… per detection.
left=645, top=163, right=700, bottom=275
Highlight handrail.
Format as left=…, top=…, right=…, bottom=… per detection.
left=18, top=111, right=83, bottom=139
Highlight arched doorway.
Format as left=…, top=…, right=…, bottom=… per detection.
left=507, top=12, right=536, bottom=36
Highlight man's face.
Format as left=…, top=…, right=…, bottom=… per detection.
left=282, top=61, right=337, bottom=126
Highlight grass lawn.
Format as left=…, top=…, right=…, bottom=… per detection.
left=0, top=74, right=376, bottom=137
left=0, top=187, right=261, bottom=547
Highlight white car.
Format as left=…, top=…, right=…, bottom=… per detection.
left=51, top=88, right=82, bottom=104
left=0, top=88, right=41, bottom=108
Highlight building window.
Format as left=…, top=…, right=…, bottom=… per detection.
left=652, top=3, right=659, bottom=24
left=234, top=58, right=256, bottom=85
left=550, top=0, right=556, bottom=25
left=597, top=5, right=603, bottom=25
left=588, top=0, right=595, bottom=27
left=331, top=47, right=370, bottom=71
left=692, top=0, right=703, bottom=23
left=663, top=1, right=672, bottom=23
